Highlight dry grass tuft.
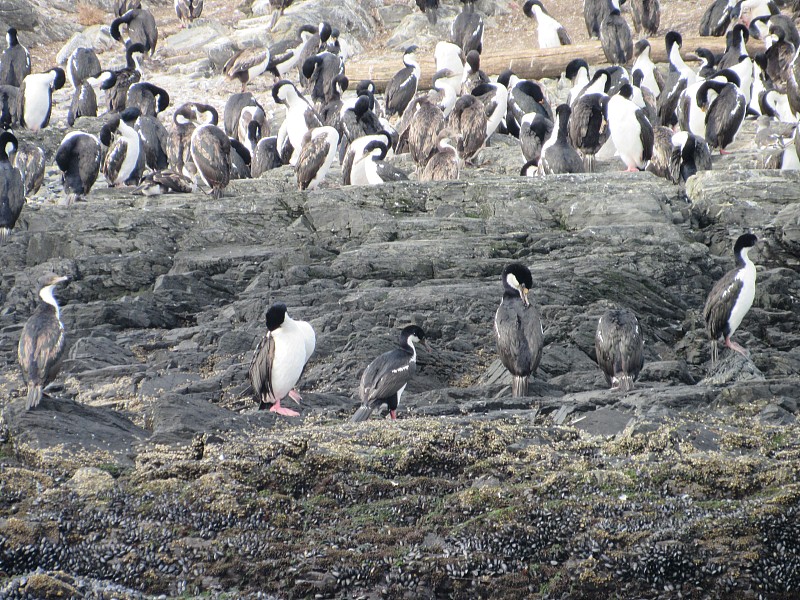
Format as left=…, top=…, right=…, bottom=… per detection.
left=77, top=2, right=106, bottom=27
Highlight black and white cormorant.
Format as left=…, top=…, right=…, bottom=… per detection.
left=699, top=71, right=746, bottom=154
left=495, top=263, right=544, bottom=397
left=569, top=90, right=609, bottom=172
left=420, top=129, right=460, bottom=181
left=718, top=24, right=750, bottom=70
left=385, top=46, right=420, bottom=118
left=703, top=233, right=758, bottom=363
left=224, top=47, right=275, bottom=92
left=462, top=50, right=489, bottom=95
left=137, top=110, right=170, bottom=172
left=351, top=325, right=427, bottom=422
left=12, top=140, right=44, bottom=198
left=700, top=0, right=738, bottom=36
left=631, top=0, right=660, bottom=37
left=565, top=58, right=591, bottom=105
left=342, top=130, right=395, bottom=185
left=249, top=302, right=315, bottom=417
left=606, top=84, right=653, bottom=171
left=0, top=131, right=23, bottom=242
left=595, top=308, right=645, bottom=391
left=541, top=103, right=585, bottom=174
left=101, top=107, right=145, bottom=187
left=301, top=51, right=345, bottom=105
left=339, top=94, right=382, bottom=160
left=55, top=131, right=102, bottom=204
left=17, top=67, right=66, bottom=132
left=134, top=169, right=193, bottom=195
left=273, top=79, right=322, bottom=166
left=452, top=0, right=484, bottom=55
left=523, top=0, right=571, bottom=48
left=99, top=43, right=145, bottom=113
left=0, top=28, right=30, bottom=87
left=111, top=8, right=158, bottom=55
left=223, top=92, right=262, bottom=139
left=175, top=0, right=203, bottom=27
left=350, top=140, right=408, bottom=185
left=668, top=130, right=711, bottom=181
left=600, top=0, right=633, bottom=65
left=238, top=104, right=268, bottom=155
left=449, top=94, right=487, bottom=161
left=519, top=111, right=553, bottom=167
left=295, top=126, right=339, bottom=190
left=126, top=81, right=169, bottom=117
left=295, top=22, right=333, bottom=86
left=471, top=79, right=509, bottom=140
left=18, top=274, right=69, bottom=410
left=190, top=120, right=232, bottom=198
left=498, top=70, right=552, bottom=138
left=631, top=40, right=664, bottom=98
left=657, top=31, right=696, bottom=127
left=319, top=73, right=348, bottom=128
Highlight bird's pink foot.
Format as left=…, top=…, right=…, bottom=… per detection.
left=389, top=410, right=397, bottom=420
left=288, top=389, right=303, bottom=404
left=270, top=399, right=300, bottom=417
left=720, top=149, right=731, bottom=155
left=725, top=337, right=750, bottom=358
left=624, top=166, right=639, bottom=172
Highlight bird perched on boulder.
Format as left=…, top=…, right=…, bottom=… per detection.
left=352, top=325, right=428, bottom=422
left=703, top=233, right=759, bottom=363
left=18, top=274, right=69, bottom=410
left=595, top=308, right=644, bottom=391
left=249, top=302, right=315, bottom=416
left=0, top=130, right=24, bottom=242
left=495, top=263, right=544, bottom=397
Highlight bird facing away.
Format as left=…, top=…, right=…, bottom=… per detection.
left=595, top=308, right=645, bottom=391
left=703, top=233, right=758, bottom=363
left=495, top=263, right=544, bottom=397
left=18, top=274, right=69, bottom=410
left=352, top=325, right=428, bottom=422
left=249, top=303, right=316, bottom=417
left=0, top=28, right=30, bottom=87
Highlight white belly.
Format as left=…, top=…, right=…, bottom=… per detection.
left=728, top=265, right=756, bottom=335
left=269, top=324, right=309, bottom=399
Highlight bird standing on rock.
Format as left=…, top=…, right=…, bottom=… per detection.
left=249, top=302, right=316, bottom=417
left=495, top=263, right=544, bottom=398
left=18, top=274, right=69, bottom=410
left=0, top=28, right=30, bottom=87
left=595, top=308, right=645, bottom=391
left=703, top=233, right=758, bottom=364
left=352, top=325, right=428, bottom=422
left=0, top=131, right=24, bottom=242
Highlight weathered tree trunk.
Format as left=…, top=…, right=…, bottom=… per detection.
left=346, top=37, right=729, bottom=92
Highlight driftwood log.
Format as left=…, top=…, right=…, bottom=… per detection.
left=346, top=36, right=731, bottom=92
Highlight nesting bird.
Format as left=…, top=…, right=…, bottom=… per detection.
left=249, top=302, right=315, bottom=416
left=18, top=274, right=69, bottom=410
left=703, top=233, right=759, bottom=363
left=295, top=126, right=339, bottom=190
left=494, top=263, right=544, bottom=397
left=351, top=325, right=428, bottom=422
left=595, top=308, right=645, bottom=391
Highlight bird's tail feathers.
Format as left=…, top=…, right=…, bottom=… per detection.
left=26, top=384, right=42, bottom=410
left=351, top=405, right=374, bottom=423
left=512, top=375, right=528, bottom=398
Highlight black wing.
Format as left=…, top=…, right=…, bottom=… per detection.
left=358, top=348, right=416, bottom=406
left=249, top=331, right=275, bottom=406
left=494, top=298, right=543, bottom=378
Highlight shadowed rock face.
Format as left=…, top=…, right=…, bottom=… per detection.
left=1, top=129, right=800, bottom=597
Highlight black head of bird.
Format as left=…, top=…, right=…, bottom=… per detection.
left=50, top=67, right=67, bottom=91
left=633, top=39, right=651, bottom=58
left=665, top=31, right=682, bottom=52
left=6, top=27, right=19, bottom=47
left=502, top=263, right=534, bottom=307
left=272, top=79, right=294, bottom=105
left=0, top=130, right=18, bottom=160
left=363, top=139, right=389, bottom=160
left=523, top=0, right=546, bottom=19
left=734, top=232, right=758, bottom=263
left=120, top=106, right=142, bottom=124
left=565, top=58, right=589, bottom=82
left=400, top=324, right=430, bottom=352
left=266, top=302, right=288, bottom=331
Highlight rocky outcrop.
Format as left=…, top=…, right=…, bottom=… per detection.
left=1, top=122, right=800, bottom=596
